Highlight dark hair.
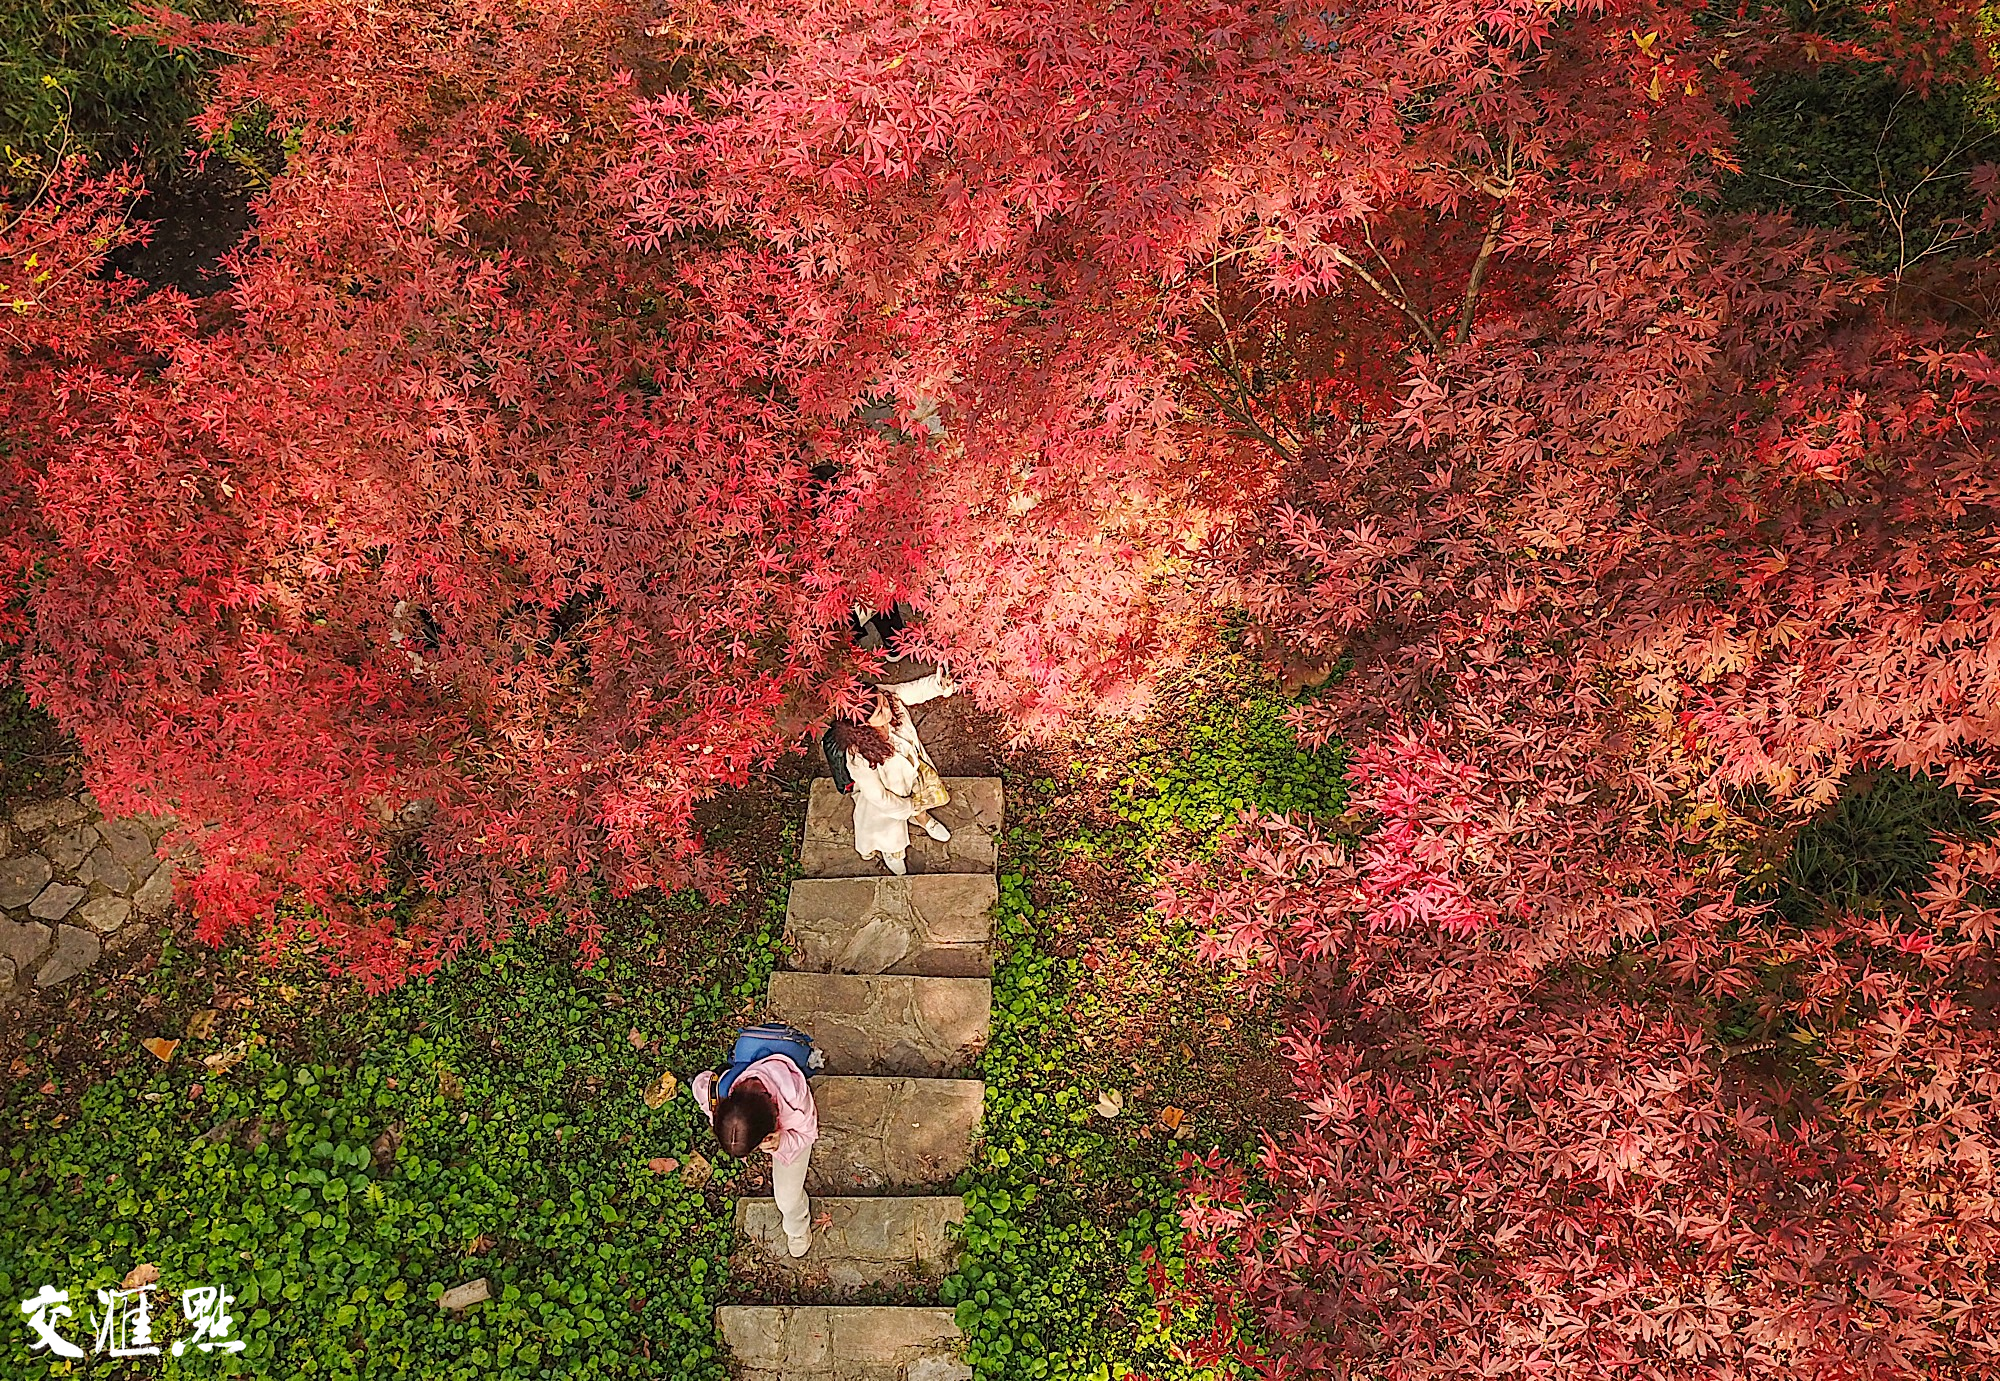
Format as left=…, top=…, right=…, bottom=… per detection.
left=830, top=715, right=895, bottom=769
left=714, top=1081, right=778, bottom=1157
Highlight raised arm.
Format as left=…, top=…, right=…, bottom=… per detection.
left=881, top=670, right=956, bottom=708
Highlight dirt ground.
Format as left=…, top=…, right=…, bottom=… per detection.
left=107, top=167, right=254, bottom=296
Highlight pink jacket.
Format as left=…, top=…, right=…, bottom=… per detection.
left=692, top=1055, right=819, bottom=1165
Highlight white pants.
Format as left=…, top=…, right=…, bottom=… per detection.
left=772, top=1148, right=811, bottom=1242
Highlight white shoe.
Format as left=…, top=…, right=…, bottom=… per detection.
left=922, top=817, right=951, bottom=842
left=787, top=1230, right=812, bottom=1259
left=883, top=852, right=908, bottom=876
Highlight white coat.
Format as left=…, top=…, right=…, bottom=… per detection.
left=847, top=672, right=953, bottom=863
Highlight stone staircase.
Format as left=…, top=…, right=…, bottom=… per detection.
left=718, top=776, right=1000, bottom=1381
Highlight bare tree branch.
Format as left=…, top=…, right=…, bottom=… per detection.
left=1187, top=359, right=1299, bottom=461
left=1327, top=245, right=1442, bottom=350
left=1455, top=201, right=1507, bottom=345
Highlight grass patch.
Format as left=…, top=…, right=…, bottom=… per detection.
left=1774, top=768, right=1994, bottom=922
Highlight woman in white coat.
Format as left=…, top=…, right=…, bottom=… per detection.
left=829, top=671, right=958, bottom=875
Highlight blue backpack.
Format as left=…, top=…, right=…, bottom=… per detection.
left=707, top=1022, right=817, bottom=1110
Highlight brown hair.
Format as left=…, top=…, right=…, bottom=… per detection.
left=830, top=714, right=895, bottom=769
left=714, top=1080, right=778, bottom=1157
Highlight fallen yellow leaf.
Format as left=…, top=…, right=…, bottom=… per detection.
left=642, top=1070, right=678, bottom=1109
left=185, top=1009, right=219, bottom=1041
left=122, top=1263, right=159, bottom=1290
left=646, top=1157, right=679, bottom=1174
left=1158, top=1105, right=1186, bottom=1131
left=141, top=1038, right=179, bottom=1063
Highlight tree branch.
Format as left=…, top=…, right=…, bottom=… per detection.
left=1327, top=246, right=1442, bottom=351
left=1455, top=202, right=1507, bottom=345
left=1184, top=358, right=1296, bottom=460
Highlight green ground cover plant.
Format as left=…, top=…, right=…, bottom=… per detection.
left=942, top=660, right=1346, bottom=1380
left=0, top=793, right=801, bottom=1379
left=1771, top=769, right=1996, bottom=922
left=0, top=0, right=228, bottom=180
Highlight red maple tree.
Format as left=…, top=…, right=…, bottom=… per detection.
left=1118, top=0, right=2000, bottom=1373
left=641, top=22, right=2000, bottom=1369
left=5, top=0, right=931, bottom=979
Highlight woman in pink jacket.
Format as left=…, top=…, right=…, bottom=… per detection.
left=693, top=1052, right=819, bottom=1257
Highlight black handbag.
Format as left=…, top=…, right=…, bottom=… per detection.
left=820, top=726, right=855, bottom=794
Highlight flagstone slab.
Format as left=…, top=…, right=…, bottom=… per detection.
left=717, top=1305, right=969, bottom=1381
left=0, top=916, right=52, bottom=972
left=801, top=779, right=1002, bottom=879
left=34, top=924, right=100, bottom=988
left=769, top=974, right=989, bottom=1077
left=28, top=882, right=86, bottom=921
left=0, top=854, right=51, bottom=909
left=785, top=876, right=995, bottom=978
left=808, top=1078, right=983, bottom=1194
left=733, top=1196, right=964, bottom=1295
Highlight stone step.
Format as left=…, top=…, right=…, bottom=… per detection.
left=808, top=1078, right=983, bottom=1195
left=771, top=973, right=989, bottom=1077
left=732, top=1196, right=964, bottom=1295
left=785, top=875, right=995, bottom=978
left=717, top=1305, right=968, bottom=1381
left=801, top=778, right=1003, bottom=879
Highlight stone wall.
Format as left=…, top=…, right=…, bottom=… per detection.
left=0, top=793, right=177, bottom=993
